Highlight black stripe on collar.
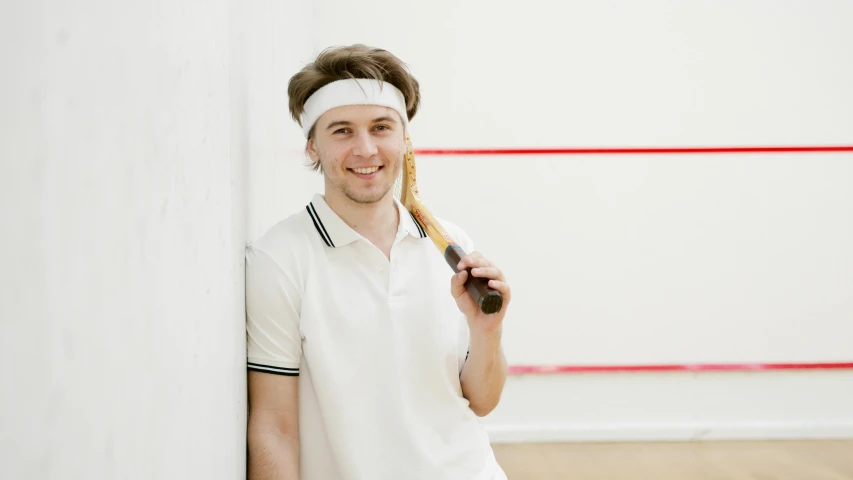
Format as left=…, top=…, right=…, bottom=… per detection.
left=409, top=211, right=428, bottom=238
left=306, top=203, right=335, bottom=247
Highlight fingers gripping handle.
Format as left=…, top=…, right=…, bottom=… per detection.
left=444, top=244, right=504, bottom=314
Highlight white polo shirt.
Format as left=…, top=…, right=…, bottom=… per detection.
left=246, top=193, right=506, bottom=480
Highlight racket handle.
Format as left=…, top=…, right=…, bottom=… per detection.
left=444, top=244, right=504, bottom=314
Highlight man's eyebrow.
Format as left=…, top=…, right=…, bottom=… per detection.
left=372, top=116, right=398, bottom=124
left=324, top=116, right=399, bottom=131
left=325, top=120, right=352, bottom=131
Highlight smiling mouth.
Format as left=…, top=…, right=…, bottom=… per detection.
left=349, top=166, right=381, bottom=175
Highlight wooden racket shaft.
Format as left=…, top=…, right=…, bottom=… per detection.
left=413, top=201, right=503, bottom=314
left=401, top=134, right=504, bottom=315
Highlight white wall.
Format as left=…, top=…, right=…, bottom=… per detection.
left=310, top=0, right=853, bottom=442
left=243, top=1, right=324, bottom=240
left=0, top=1, right=313, bottom=478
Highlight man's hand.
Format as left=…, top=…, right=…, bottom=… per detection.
left=450, top=251, right=511, bottom=332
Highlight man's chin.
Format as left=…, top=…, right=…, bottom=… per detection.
left=343, top=187, right=393, bottom=205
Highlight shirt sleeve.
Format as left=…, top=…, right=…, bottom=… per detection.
left=245, top=244, right=302, bottom=376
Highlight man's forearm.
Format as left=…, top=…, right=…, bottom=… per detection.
left=247, top=422, right=300, bottom=480
left=459, top=326, right=508, bottom=416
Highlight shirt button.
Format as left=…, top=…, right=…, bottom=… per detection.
left=380, top=268, right=385, bottom=273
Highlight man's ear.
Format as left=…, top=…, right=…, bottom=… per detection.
left=306, top=138, right=320, bottom=164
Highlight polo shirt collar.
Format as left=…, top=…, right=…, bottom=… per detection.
left=306, top=193, right=427, bottom=248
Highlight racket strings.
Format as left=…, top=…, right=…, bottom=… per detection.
left=393, top=167, right=404, bottom=202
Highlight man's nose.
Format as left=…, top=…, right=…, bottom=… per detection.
left=352, top=132, right=378, bottom=157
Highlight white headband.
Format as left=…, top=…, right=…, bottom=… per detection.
left=299, top=78, right=409, bottom=138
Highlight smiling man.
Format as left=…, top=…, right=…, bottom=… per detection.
left=245, top=44, right=511, bottom=480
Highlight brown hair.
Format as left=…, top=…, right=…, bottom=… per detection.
left=288, top=44, right=421, bottom=144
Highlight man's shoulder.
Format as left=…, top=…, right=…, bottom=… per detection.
left=434, top=215, right=475, bottom=253
left=247, top=206, right=317, bottom=266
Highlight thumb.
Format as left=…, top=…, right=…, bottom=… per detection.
left=450, top=269, right=468, bottom=298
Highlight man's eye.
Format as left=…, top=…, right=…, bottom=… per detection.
left=374, top=125, right=389, bottom=131
left=333, top=128, right=349, bottom=134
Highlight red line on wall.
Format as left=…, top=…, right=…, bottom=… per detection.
left=419, top=143, right=853, bottom=375
left=508, top=362, right=853, bottom=375
left=414, top=145, right=853, bottom=155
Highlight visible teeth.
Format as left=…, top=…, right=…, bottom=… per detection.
left=352, top=167, right=379, bottom=174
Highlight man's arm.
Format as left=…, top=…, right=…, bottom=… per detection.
left=460, top=327, right=508, bottom=416
left=247, top=371, right=300, bottom=480
left=450, top=250, right=512, bottom=417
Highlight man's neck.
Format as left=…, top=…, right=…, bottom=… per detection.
left=323, top=187, right=399, bottom=252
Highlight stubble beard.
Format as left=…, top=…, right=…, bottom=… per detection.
left=324, top=154, right=403, bottom=205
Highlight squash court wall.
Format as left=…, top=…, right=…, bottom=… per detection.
left=1, top=1, right=316, bottom=478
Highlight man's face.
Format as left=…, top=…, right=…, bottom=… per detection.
left=307, top=104, right=405, bottom=205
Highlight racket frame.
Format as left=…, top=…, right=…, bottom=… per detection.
left=398, top=133, right=504, bottom=314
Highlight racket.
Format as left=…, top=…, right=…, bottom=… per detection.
left=394, top=132, right=504, bottom=314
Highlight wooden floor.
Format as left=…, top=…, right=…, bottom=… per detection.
left=492, top=440, right=853, bottom=479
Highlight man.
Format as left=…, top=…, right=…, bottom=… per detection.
left=245, top=44, right=511, bottom=480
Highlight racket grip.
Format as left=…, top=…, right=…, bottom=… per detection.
left=444, top=244, right=504, bottom=314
